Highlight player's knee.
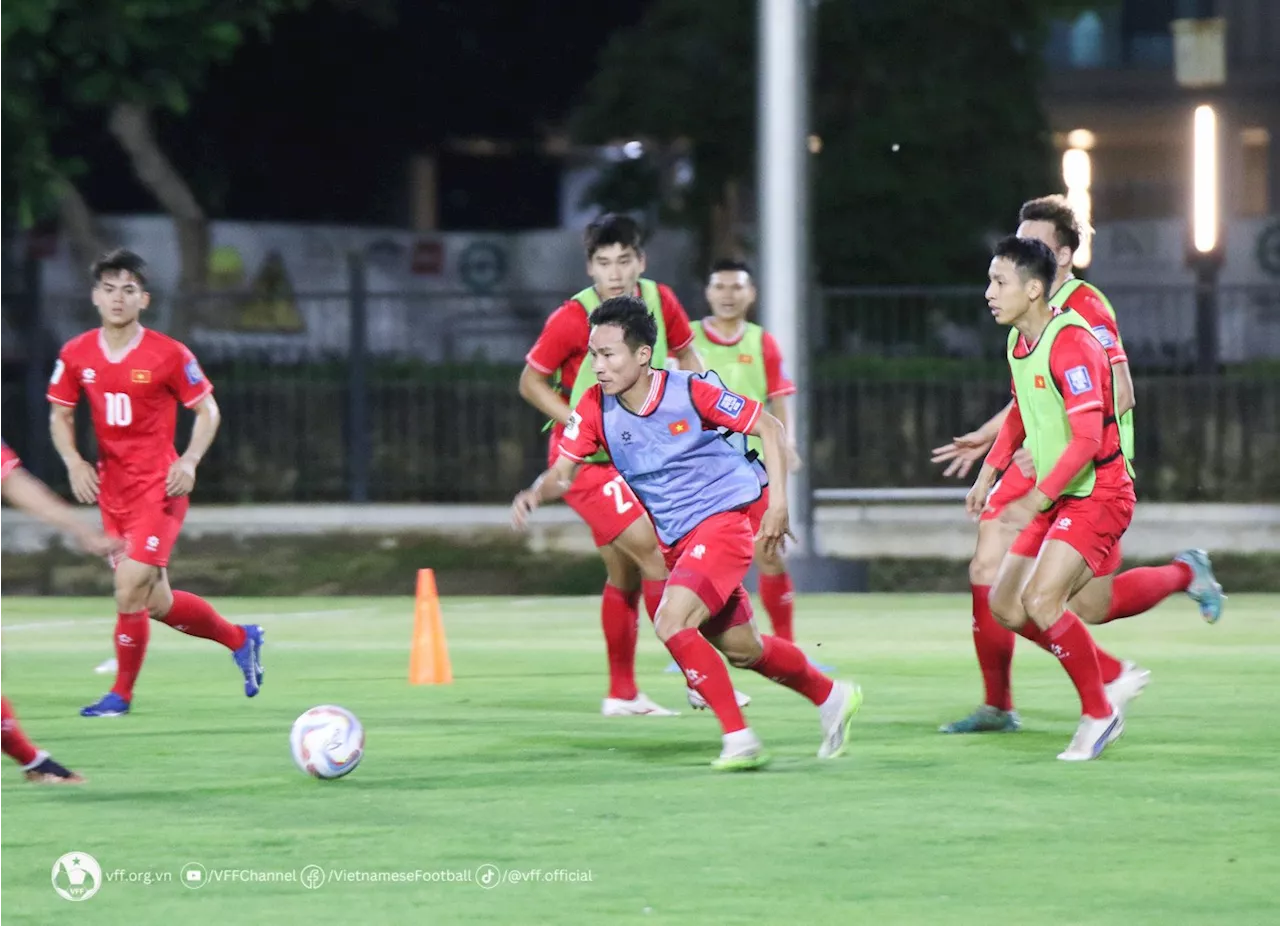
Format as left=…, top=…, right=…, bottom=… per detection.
left=1020, top=585, right=1064, bottom=627
left=722, top=638, right=762, bottom=668
left=988, top=584, right=1024, bottom=630
left=653, top=605, right=697, bottom=642
left=969, top=528, right=1006, bottom=586
left=754, top=542, right=784, bottom=575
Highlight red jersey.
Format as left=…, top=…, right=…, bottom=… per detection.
left=1058, top=281, right=1127, bottom=366
left=1, top=442, right=20, bottom=482
left=696, top=319, right=797, bottom=399
left=992, top=324, right=1130, bottom=499
left=559, top=371, right=763, bottom=463
left=47, top=327, right=213, bottom=506
left=526, top=283, right=695, bottom=464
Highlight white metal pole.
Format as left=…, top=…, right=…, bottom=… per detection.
left=758, top=0, right=813, bottom=552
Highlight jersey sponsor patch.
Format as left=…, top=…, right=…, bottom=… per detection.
left=715, top=390, right=746, bottom=417
left=1090, top=325, right=1116, bottom=349
left=564, top=411, right=582, bottom=441
left=1064, top=365, right=1093, bottom=396
left=50, top=359, right=66, bottom=385
left=184, top=359, right=205, bottom=385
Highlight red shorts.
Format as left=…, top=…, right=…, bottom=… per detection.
left=744, top=486, right=770, bottom=533
left=1009, top=493, right=1135, bottom=577
left=980, top=465, right=1037, bottom=522
left=564, top=462, right=645, bottom=547
left=662, top=509, right=756, bottom=633
left=100, top=493, right=189, bottom=569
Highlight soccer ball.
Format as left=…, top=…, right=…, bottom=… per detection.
left=289, top=705, right=365, bottom=780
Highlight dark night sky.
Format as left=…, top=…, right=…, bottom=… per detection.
left=74, top=0, right=652, bottom=228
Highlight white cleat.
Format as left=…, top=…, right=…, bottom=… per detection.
left=817, top=681, right=863, bottom=759
left=94, top=658, right=118, bottom=675
left=686, top=687, right=752, bottom=711
left=601, top=693, right=680, bottom=717
left=1057, top=711, right=1124, bottom=761
left=1105, top=661, right=1151, bottom=719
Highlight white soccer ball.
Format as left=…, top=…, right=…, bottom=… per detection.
left=290, top=705, right=365, bottom=780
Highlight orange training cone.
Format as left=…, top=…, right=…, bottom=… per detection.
left=409, top=568, right=452, bottom=685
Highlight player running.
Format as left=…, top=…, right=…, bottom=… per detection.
left=970, top=236, right=1145, bottom=760
left=512, top=296, right=861, bottom=770
left=519, top=215, right=706, bottom=718
left=692, top=259, right=806, bottom=644
left=934, top=196, right=1223, bottom=734
left=1, top=442, right=121, bottom=782
left=47, top=249, right=264, bottom=718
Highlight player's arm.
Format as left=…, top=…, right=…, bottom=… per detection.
left=1112, top=360, right=1135, bottom=416
left=168, top=394, right=221, bottom=497
left=932, top=400, right=1014, bottom=479
left=2, top=467, right=121, bottom=557
left=965, top=399, right=1026, bottom=518
left=511, top=454, right=582, bottom=530
left=49, top=404, right=99, bottom=504
left=1028, top=333, right=1107, bottom=507
left=518, top=365, right=573, bottom=425
left=512, top=388, right=601, bottom=529
left=660, top=285, right=705, bottom=373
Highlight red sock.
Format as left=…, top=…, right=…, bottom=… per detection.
left=749, top=635, right=834, bottom=705
left=1, top=697, right=40, bottom=766
left=1016, top=619, right=1124, bottom=684
left=601, top=584, right=640, bottom=701
left=757, top=572, right=795, bottom=642
left=1105, top=562, right=1193, bottom=622
left=971, top=584, right=1014, bottom=711
left=642, top=579, right=666, bottom=626
left=664, top=628, right=746, bottom=734
left=161, top=591, right=247, bottom=650
left=112, top=610, right=151, bottom=701
left=1043, top=612, right=1112, bottom=719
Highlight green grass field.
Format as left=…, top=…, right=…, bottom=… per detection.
left=2, top=593, right=1277, bottom=925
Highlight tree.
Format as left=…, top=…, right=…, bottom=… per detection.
left=571, top=0, right=1102, bottom=288
left=2, top=0, right=312, bottom=336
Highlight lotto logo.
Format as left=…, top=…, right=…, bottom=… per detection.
left=82, top=368, right=96, bottom=384
left=691, top=544, right=706, bottom=559
left=684, top=668, right=706, bottom=687
left=145, top=536, right=160, bottom=551
left=1055, top=517, right=1073, bottom=531
left=1049, top=643, right=1067, bottom=659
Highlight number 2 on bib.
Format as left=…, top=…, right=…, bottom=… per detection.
left=105, top=392, right=133, bottom=427
left=602, top=476, right=634, bottom=515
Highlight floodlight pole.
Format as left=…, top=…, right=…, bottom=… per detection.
left=758, top=0, right=814, bottom=553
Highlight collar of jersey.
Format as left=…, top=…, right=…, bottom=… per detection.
left=616, top=369, right=667, bottom=417
left=700, top=317, right=747, bottom=346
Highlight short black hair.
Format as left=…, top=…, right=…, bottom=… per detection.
left=709, top=258, right=752, bottom=277
left=1019, top=194, right=1086, bottom=254
left=993, top=235, right=1055, bottom=295
left=589, top=295, right=657, bottom=352
left=91, top=248, right=148, bottom=288
left=584, top=213, right=645, bottom=259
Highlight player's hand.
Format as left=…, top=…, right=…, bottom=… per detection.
left=166, top=458, right=197, bottom=497
left=931, top=430, right=993, bottom=480
left=1012, top=447, right=1035, bottom=478
left=74, top=526, right=124, bottom=559
left=998, top=490, right=1043, bottom=532
left=511, top=489, right=541, bottom=531
left=785, top=442, right=804, bottom=473
left=756, top=503, right=796, bottom=559
left=66, top=459, right=99, bottom=504
left=965, top=472, right=996, bottom=520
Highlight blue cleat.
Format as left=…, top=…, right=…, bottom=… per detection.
left=664, top=660, right=683, bottom=674
left=233, top=625, right=265, bottom=697
left=1174, top=549, right=1225, bottom=624
left=81, top=692, right=130, bottom=717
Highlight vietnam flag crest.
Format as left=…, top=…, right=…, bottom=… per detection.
left=131, top=369, right=152, bottom=383
left=668, top=419, right=690, bottom=436
left=1034, top=374, right=1046, bottom=389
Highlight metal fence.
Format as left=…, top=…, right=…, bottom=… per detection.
left=4, top=280, right=1280, bottom=503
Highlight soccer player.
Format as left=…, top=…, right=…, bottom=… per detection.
left=692, top=259, right=804, bottom=643
left=969, top=236, right=1141, bottom=760
left=934, top=196, right=1223, bottom=734
left=512, top=296, right=862, bottom=770
left=519, top=215, right=706, bottom=717
left=47, top=249, right=265, bottom=718
left=1, top=442, right=121, bottom=782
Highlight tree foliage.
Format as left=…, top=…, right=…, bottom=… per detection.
left=572, top=0, right=1103, bottom=285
